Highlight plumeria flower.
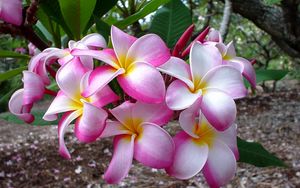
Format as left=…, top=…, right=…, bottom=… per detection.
left=28, top=43, right=40, bottom=56
left=166, top=100, right=238, bottom=188
left=9, top=33, right=108, bottom=123
left=43, top=57, right=119, bottom=159
left=159, top=42, right=246, bottom=131
left=9, top=71, right=45, bottom=123
left=216, top=41, right=256, bottom=88
left=206, top=29, right=256, bottom=88
left=0, top=0, right=22, bottom=26
left=29, top=33, right=107, bottom=85
left=71, top=26, right=171, bottom=103
left=9, top=48, right=63, bottom=124
left=100, top=101, right=174, bottom=183
left=49, top=33, right=107, bottom=67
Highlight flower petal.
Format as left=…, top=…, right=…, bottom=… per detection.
left=166, top=131, right=209, bottom=179
left=89, top=85, right=120, bottom=108
left=71, top=48, right=119, bottom=69
left=118, top=62, right=165, bottom=103
left=231, top=57, right=256, bottom=88
left=74, top=102, right=107, bottom=143
left=100, top=121, right=130, bottom=138
left=56, top=57, right=87, bottom=101
left=109, top=101, right=134, bottom=126
left=207, top=28, right=222, bottom=43
left=22, top=71, right=45, bottom=105
left=216, top=124, right=239, bottom=160
left=190, top=42, right=222, bottom=80
left=79, top=71, right=119, bottom=107
left=166, top=80, right=202, bottom=110
left=58, top=110, right=82, bottom=159
left=132, top=101, right=173, bottom=126
left=28, top=51, right=52, bottom=85
left=111, top=25, right=137, bottom=63
left=158, top=57, right=194, bottom=88
left=80, top=33, right=107, bottom=49
left=203, top=140, right=237, bottom=188
left=126, top=34, right=170, bottom=67
left=201, top=89, right=236, bottom=131
left=0, top=0, right=22, bottom=26
left=215, top=43, right=227, bottom=56
left=45, top=48, right=73, bottom=67
left=134, top=122, right=174, bottom=168
left=8, top=89, right=34, bottom=123
left=202, top=65, right=247, bottom=99
left=43, top=91, right=79, bottom=121
left=81, top=65, right=124, bottom=98
left=225, top=41, right=236, bottom=58
left=179, top=99, right=202, bottom=138
left=104, top=135, right=135, bottom=184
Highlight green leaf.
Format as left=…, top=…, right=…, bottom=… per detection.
left=256, top=69, right=289, bottom=83
left=114, top=0, right=171, bottom=29
left=95, top=17, right=111, bottom=41
left=238, top=137, right=286, bottom=167
left=84, top=0, right=118, bottom=33
left=263, top=0, right=282, bottom=5
left=0, top=66, right=27, bottom=82
left=0, top=111, right=58, bottom=126
left=39, top=0, right=73, bottom=38
left=149, top=0, right=192, bottom=48
left=0, top=51, right=30, bottom=59
left=58, top=0, right=97, bottom=40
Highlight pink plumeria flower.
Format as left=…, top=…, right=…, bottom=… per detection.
left=159, top=42, right=246, bottom=131
left=206, top=29, right=256, bottom=88
left=166, top=100, right=238, bottom=187
left=52, top=33, right=107, bottom=66
left=100, top=101, right=174, bottom=183
left=28, top=48, right=62, bottom=85
left=43, top=58, right=119, bottom=159
left=28, top=43, right=40, bottom=56
left=9, top=33, right=107, bottom=124
left=29, top=33, right=106, bottom=85
left=9, top=48, right=66, bottom=124
left=9, top=71, right=45, bottom=123
left=71, top=26, right=171, bottom=103
left=0, top=0, right=22, bottom=26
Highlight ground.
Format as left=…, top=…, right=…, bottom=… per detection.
left=0, top=80, right=299, bottom=188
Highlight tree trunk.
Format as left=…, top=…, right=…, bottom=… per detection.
left=226, top=0, right=300, bottom=58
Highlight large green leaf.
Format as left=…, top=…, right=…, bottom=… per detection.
left=256, top=69, right=289, bottom=83
left=39, top=0, right=73, bottom=38
left=95, top=17, right=111, bottom=41
left=238, top=137, right=286, bottom=167
left=114, top=0, right=171, bottom=29
left=0, top=111, right=58, bottom=126
left=84, top=0, right=118, bottom=33
left=0, top=66, right=27, bottom=82
left=149, top=0, right=192, bottom=48
left=0, top=51, right=30, bottom=59
left=58, top=0, right=97, bottom=40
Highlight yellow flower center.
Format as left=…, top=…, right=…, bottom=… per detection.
left=190, top=76, right=207, bottom=94
left=123, top=117, right=144, bottom=138
left=192, top=121, right=215, bottom=148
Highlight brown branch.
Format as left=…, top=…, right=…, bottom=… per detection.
left=224, top=0, right=300, bottom=58
left=0, top=0, right=49, bottom=50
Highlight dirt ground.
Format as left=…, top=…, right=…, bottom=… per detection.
left=0, top=80, right=299, bottom=188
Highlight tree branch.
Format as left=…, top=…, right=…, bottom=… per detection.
left=219, top=0, right=232, bottom=41
left=226, top=0, right=300, bottom=58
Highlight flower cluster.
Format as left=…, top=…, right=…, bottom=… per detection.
left=9, top=25, right=255, bottom=187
